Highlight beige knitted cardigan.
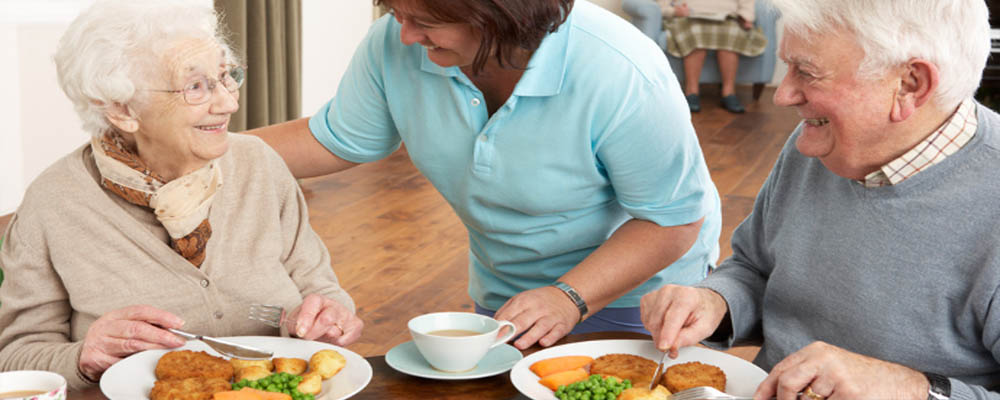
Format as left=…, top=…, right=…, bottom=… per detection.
left=0, top=134, right=355, bottom=389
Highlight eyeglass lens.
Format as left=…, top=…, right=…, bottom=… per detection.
left=183, top=65, right=245, bottom=105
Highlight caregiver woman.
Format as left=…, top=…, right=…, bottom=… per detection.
left=251, top=0, right=721, bottom=349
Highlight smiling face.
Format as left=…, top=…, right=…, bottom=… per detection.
left=773, top=27, right=903, bottom=179
left=390, top=1, right=482, bottom=69
left=123, top=37, right=239, bottom=180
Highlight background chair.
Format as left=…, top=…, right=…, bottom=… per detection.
left=623, top=1, right=780, bottom=101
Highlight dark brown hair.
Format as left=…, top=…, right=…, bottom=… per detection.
left=374, top=0, right=574, bottom=74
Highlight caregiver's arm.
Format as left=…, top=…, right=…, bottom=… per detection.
left=496, top=217, right=704, bottom=349
left=247, top=118, right=359, bottom=179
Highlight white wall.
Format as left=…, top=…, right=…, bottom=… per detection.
left=0, top=1, right=371, bottom=214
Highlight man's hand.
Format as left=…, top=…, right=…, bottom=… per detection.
left=287, top=294, right=364, bottom=346
left=79, top=305, right=186, bottom=380
left=754, top=341, right=929, bottom=400
left=494, top=286, right=580, bottom=350
left=640, top=285, right=727, bottom=358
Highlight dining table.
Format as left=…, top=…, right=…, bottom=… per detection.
left=68, top=331, right=759, bottom=400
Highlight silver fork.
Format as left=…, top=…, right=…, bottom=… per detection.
left=671, top=386, right=810, bottom=400
left=669, top=386, right=752, bottom=400
left=248, top=303, right=286, bottom=329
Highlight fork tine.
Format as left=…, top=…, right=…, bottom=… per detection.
left=248, top=303, right=285, bottom=328
left=670, top=387, right=716, bottom=400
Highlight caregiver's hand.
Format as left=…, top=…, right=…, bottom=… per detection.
left=494, top=286, right=580, bottom=350
left=754, top=341, right=928, bottom=400
left=287, top=293, right=364, bottom=346
left=79, top=305, right=186, bottom=380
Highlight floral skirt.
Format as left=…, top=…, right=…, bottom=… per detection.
left=664, top=17, right=767, bottom=58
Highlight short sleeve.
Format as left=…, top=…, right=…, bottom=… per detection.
left=308, top=15, right=402, bottom=163
left=595, top=73, right=717, bottom=228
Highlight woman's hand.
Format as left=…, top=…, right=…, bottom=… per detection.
left=494, top=286, right=580, bottom=350
left=640, top=285, right=727, bottom=358
left=287, top=293, right=364, bottom=346
left=674, top=3, right=690, bottom=17
left=79, top=305, right=186, bottom=381
left=754, top=341, right=928, bottom=400
left=740, top=17, right=754, bottom=30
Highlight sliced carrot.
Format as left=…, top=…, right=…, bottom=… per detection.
left=212, top=389, right=264, bottom=400
left=241, top=388, right=292, bottom=400
left=538, top=368, right=589, bottom=391
left=212, top=388, right=292, bottom=400
left=529, top=355, right=594, bottom=377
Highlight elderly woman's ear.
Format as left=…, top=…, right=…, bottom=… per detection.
left=104, top=103, right=140, bottom=133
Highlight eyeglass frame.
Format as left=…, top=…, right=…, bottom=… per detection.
left=145, top=64, right=247, bottom=105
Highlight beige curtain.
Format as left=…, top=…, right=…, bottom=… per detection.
left=215, top=0, right=302, bottom=131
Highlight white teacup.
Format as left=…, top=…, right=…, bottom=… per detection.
left=408, top=312, right=517, bottom=372
left=0, top=370, right=67, bottom=400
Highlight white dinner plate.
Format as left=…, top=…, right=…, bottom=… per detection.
left=100, top=336, right=372, bottom=400
left=510, top=339, right=767, bottom=400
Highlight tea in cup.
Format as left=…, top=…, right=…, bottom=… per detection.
left=408, top=312, right=517, bottom=372
left=0, top=370, right=66, bottom=400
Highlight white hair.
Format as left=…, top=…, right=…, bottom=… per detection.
left=767, top=0, right=990, bottom=109
left=54, top=0, right=237, bottom=136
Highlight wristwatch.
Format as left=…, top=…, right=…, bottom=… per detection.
left=923, top=372, right=950, bottom=400
left=551, top=281, right=588, bottom=322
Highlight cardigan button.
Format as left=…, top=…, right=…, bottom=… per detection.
left=200, top=279, right=210, bottom=288
left=214, top=311, right=224, bottom=319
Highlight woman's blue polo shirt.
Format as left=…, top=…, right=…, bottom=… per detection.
left=308, top=0, right=721, bottom=310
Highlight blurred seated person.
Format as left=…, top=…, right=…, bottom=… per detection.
left=0, top=0, right=362, bottom=389
left=625, top=0, right=765, bottom=113
left=640, top=0, right=999, bottom=398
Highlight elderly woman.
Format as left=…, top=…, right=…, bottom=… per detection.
left=0, top=0, right=362, bottom=389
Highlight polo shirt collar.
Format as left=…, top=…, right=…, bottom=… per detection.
left=417, top=9, right=573, bottom=97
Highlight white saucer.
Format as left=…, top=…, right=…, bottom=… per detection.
left=385, top=340, right=523, bottom=380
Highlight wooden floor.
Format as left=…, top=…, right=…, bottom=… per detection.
left=0, top=87, right=800, bottom=358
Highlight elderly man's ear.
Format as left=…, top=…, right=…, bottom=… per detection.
left=890, top=59, right=940, bottom=122
left=104, top=103, right=140, bottom=133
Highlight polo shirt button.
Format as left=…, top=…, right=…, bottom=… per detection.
left=200, top=279, right=209, bottom=288
left=471, top=98, right=481, bottom=106
left=479, top=135, right=487, bottom=142
left=214, top=311, right=224, bottom=319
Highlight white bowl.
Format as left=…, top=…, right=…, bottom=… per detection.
left=0, top=370, right=67, bottom=400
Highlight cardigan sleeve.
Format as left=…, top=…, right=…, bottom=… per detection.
left=265, top=146, right=355, bottom=313
left=0, top=214, right=93, bottom=390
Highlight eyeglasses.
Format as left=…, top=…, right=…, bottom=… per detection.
left=147, top=65, right=246, bottom=105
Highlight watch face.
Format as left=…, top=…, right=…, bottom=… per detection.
left=924, top=372, right=950, bottom=400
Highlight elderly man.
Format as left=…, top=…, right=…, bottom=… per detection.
left=640, top=0, right=998, bottom=399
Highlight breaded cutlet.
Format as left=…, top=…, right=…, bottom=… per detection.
left=662, top=361, right=726, bottom=392
left=149, top=377, right=231, bottom=400
left=154, top=350, right=234, bottom=381
left=589, top=353, right=658, bottom=389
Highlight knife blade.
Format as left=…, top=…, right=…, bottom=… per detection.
left=649, top=351, right=668, bottom=390
left=167, top=328, right=273, bottom=360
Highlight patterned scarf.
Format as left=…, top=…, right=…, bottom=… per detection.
left=90, top=132, right=222, bottom=267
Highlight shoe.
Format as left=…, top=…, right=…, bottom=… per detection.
left=685, top=94, right=701, bottom=113
left=720, top=94, right=745, bottom=113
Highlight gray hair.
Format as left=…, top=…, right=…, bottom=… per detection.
left=54, top=0, right=237, bottom=136
left=767, top=0, right=990, bottom=109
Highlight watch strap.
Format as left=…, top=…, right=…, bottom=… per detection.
left=551, top=281, right=588, bottom=322
left=923, top=372, right=950, bottom=400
